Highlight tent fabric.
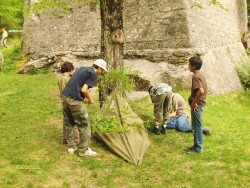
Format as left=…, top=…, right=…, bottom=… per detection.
left=94, top=92, right=151, bottom=165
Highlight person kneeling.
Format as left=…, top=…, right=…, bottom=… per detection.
left=166, top=93, right=211, bottom=135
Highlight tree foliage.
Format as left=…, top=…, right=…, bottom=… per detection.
left=26, top=0, right=99, bottom=16
left=26, top=0, right=74, bottom=16
left=192, top=0, right=228, bottom=11
left=0, top=0, right=24, bottom=29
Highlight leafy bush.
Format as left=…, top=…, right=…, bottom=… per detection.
left=98, top=66, right=140, bottom=95
left=92, top=68, right=143, bottom=134
left=92, top=115, right=143, bottom=134
left=0, top=0, right=24, bottom=29
left=235, top=57, right=250, bottom=89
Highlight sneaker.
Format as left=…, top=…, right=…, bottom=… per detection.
left=203, top=127, right=211, bottom=135
left=78, top=147, right=97, bottom=157
left=67, top=147, right=76, bottom=155
left=152, top=126, right=161, bottom=135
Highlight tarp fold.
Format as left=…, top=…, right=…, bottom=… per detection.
left=94, top=92, right=151, bottom=165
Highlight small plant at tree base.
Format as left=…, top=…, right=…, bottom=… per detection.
left=92, top=67, right=143, bottom=134
left=235, top=57, right=250, bottom=89
left=98, top=66, right=140, bottom=96
left=92, top=115, right=143, bottom=134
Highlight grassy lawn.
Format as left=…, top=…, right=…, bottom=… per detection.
left=0, top=71, right=249, bottom=188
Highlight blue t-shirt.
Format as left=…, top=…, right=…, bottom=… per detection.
left=62, top=67, right=97, bottom=101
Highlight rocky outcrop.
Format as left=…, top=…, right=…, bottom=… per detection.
left=22, top=0, right=248, bottom=94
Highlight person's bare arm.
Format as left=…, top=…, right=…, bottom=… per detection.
left=81, top=84, right=94, bottom=104
left=169, top=111, right=177, bottom=118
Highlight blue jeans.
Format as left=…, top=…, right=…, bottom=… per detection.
left=167, top=115, right=192, bottom=132
left=191, top=106, right=204, bottom=152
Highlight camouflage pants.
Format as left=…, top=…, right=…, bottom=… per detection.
left=62, top=96, right=91, bottom=152
left=62, top=110, right=79, bottom=144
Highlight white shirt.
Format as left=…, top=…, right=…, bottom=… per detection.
left=2, top=31, right=8, bottom=38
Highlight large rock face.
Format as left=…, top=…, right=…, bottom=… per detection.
left=22, top=0, right=247, bottom=94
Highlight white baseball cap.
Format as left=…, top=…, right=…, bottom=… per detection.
left=93, top=59, right=108, bottom=72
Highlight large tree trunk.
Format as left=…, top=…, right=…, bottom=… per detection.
left=99, top=0, right=124, bottom=107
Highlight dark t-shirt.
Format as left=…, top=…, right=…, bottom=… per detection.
left=62, top=67, right=97, bottom=101
left=188, top=71, right=207, bottom=106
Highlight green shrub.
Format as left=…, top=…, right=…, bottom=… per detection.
left=98, top=66, right=140, bottom=95
left=92, top=115, right=143, bottom=134
left=92, top=67, right=143, bottom=134
left=235, top=57, right=250, bottom=89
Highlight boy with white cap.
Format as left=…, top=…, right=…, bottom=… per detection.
left=62, top=59, right=108, bottom=157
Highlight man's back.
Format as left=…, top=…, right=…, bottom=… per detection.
left=149, top=83, right=172, bottom=103
left=58, top=73, right=71, bottom=96
left=172, top=93, right=188, bottom=117
left=62, top=67, right=97, bottom=101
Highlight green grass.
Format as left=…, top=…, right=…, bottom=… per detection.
left=0, top=41, right=250, bottom=187
left=1, top=38, right=25, bottom=73
left=0, top=70, right=250, bottom=187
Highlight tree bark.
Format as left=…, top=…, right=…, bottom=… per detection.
left=99, top=0, right=124, bottom=107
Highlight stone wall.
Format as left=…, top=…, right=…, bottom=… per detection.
left=23, top=1, right=101, bottom=59
left=123, top=0, right=192, bottom=63
left=188, top=0, right=246, bottom=49
left=186, top=0, right=247, bottom=93
left=22, top=0, right=248, bottom=94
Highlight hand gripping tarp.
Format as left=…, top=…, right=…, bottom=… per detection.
left=94, top=92, right=151, bottom=165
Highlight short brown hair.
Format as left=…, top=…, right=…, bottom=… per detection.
left=60, top=62, right=74, bottom=73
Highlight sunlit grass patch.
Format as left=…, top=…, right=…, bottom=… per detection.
left=0, top=72, right=250, bottom=187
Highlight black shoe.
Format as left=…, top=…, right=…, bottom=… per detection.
left=161, top=127, right=167, bottom=134
left=62, top=139, right=67, bottom=144
left=187, top=146, right=202, bottom=154
left=152, top=126, right=161, bottom=135
left=202, top=128, right=211, bottom=135
left=187, top=146, right=195, bottom=151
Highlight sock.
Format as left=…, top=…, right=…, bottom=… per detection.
left=163, top=124, right=167, bottom=128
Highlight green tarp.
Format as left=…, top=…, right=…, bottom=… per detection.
left=94, top=92, right=151, bottom=165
